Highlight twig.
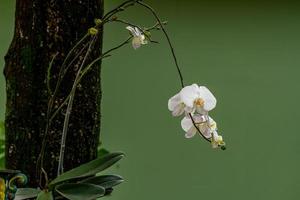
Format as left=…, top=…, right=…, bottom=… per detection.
left=49, top=38, right=131, bottom=123
left=114, top=19, right=152, bottom=40
left=57, top=36, right=97, bottom=176
left=47, top=52, right=58, bottom=95
left=137, top=1, right=185, bottom=88
left=37, top=33, right=89, bottom=187
left=188, top=113, right=211, bottom=143
left=102, top=0, right=138, bottom=22
left=136, top=1, right=217, bottom=147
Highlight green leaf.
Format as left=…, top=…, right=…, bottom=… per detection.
left=37, top=191, right=53, bottom=200
left=49, top=152, right=124, bottom=187
left=15, top=188, right=40, bottom=200
left=80, top=175, right=124, bottom=189
left=0, top=121, right=4, bottom=140
left=0, top=156, right=4, bottom=168
left=55, top=183, right=105, bottom=200
left=97, top=148, right=110, bottom=157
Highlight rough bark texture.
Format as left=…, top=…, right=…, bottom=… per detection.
left=4, top=0, right=103, bottom=187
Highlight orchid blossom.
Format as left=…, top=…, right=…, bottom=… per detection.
left=181, top=114, right=225, bottom=148
left=168, top=84, right=216, bottom=116
left=126, top=26, right=148, bottom=49
left=179, top=84, right=216, bottom=114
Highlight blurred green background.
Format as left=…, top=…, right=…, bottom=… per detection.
left=1, top=0, right=300, bottom=200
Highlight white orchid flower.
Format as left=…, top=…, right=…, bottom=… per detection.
left=168, top=93, right=193, bottom=117
left=126, top=26, right=148, bottom=49
left=180, top=84, right=216, bottom=114
left=181, top=114, right=215, bottom=139
left=181, top=114, right=225, bottom=148
left=168, top=84, right=216, bottom=116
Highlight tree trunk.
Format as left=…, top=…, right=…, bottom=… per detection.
left=4, top=0, right=104, bottom=187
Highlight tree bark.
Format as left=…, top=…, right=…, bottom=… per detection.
left=4, top=0, right=103, bottom=187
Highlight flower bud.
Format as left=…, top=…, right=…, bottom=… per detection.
left=88, top=27, right=98, bottom=35
left=111, top=16, right=118, bottom=21
left=94, top=18, right=102, bottom=26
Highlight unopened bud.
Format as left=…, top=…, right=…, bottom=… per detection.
left=88, top=27, right=98, bottom=35
left=94, top=18, right=102, bottom=26
left=111, top=16, right=118, bottom=21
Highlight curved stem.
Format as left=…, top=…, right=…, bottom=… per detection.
left=136, top=1, right=221, bottom=148
left=47, top=52, right=58, bottom=95
left=57, top=36, right=97, bottom=176
left=135, top=1, right=216, bottom=147
left=137, top=1, right=185, bottom=88
left=50, top=38, right=131, bottom=122
left=188, top=113, right=211, bottom=143
left=113, top=19, right=154, bottom=42
left=61, top=42, right=90, bottom=78
left=103, top=0, right=138, bottom=22
left=37, top=33, right=90, bottom=187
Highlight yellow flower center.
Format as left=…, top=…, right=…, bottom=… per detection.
left=195, top=98, right=205, bottom=107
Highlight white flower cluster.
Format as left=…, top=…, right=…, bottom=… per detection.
left=168, top=84, right=225, bottom=149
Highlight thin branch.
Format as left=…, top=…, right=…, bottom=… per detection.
left=49, top=37, right=130, bottom=124
left=103, top=37, right=131, bottom=55
left=37, top=33, right=90, bottom=187
left=112, top=19, right=161, bottom=43
left=137, top=1, right=185, bottom=88
left=47, top=52, right=58, bottom=95
left=57, top=35, right=97, bottom=176
left=188, top=113, right=211, bottom=143
left=145, top=21, right=168, bottom=31
left=49, top=96, right=69, bottom=122
left=103, top=0, right=138, bottom=21
left=61, top=42, right=90, bottom=78
left=135, top=1, right=216, bottom=148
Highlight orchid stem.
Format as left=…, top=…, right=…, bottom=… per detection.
left=188, top=113, right=211, bottom=143
left=137, top=0, right=185, bottom=88
left=57, top=36, right=97, bottom=176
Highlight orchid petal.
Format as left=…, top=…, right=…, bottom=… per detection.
left=199, top=125, right=212, bottom=138
left=132, top=37, right=141, bottom=49
left=126, top=26, right=137, bottom=37
left=140, top=35, right=148, bottom=44
left=181, top=116, right=193, bottom=132
left=185, top=127, right=197, bottom=138
left=199, top=86, right=217, bottom=111
left=184, top=106, right=194, bottom=114
left=134, top=27, right=142, bottom=36
left=180, top=84, right=199, bottom=108
left=168, top=93, right=181, bottom=111
left=172, top=103, right=185, bottom=116
left=193, top=114, right=206, bottom=123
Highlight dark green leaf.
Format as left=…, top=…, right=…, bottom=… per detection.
left=0, top=121, right=4, bottom=141
left=80, top=175, right=124, bottom=189
left=97, top=148, right=110, bottom=157
left=36, top=191, right=53, bottom=200
left=49, top=152, right=124, bottom=187
left=15, top=188, right=40, bottom=200
left=55, top=183, right=105, bottom=200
